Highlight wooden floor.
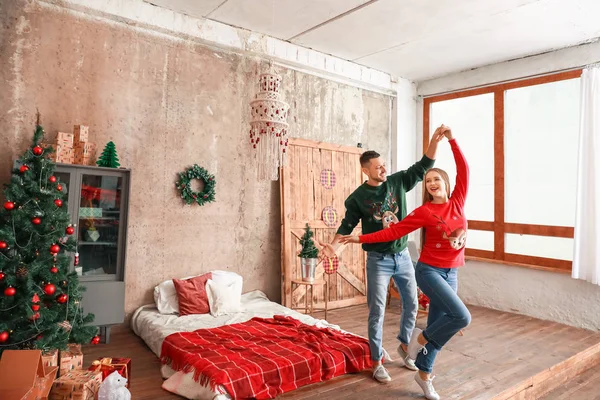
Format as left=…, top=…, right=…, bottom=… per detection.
left=82, top=300, right=600, bottom=399
left=541, top=365, right=600, bottom=400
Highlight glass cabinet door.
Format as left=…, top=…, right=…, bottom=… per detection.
left=77, top=173, right=123, bottom=279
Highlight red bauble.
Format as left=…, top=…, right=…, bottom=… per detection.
left=0, top=241, right=7, bottom=249
left=32, top=217, right=41, bottom=225
left=30, top=312, right=40, bottom=321
left=57, top=184, right=63, bottom=191
left=4, top=286, right=16, bottom=296
left=43, top=283, right=56, bottom=296
left=66, top=226, right=75, bottom=235
left=56, top=293, right=68, bottom=304
left=50, top=266, right=58, bottom=274
left=90, top=336, right=100, bottom=345
left=32, top=145, right=43, bottom=156
left=4, top=201, right=15, bottom=211
left=48, top=176, right=57, bottom=183
left=0, top=271, right=4, bottom=280
left=54, top=199, right=63, bottom=207
left=37, top=334, right=43, bottom=340
left=0, top=331, right=8, bottom=343
left=32, top=304, right=40, bottom=311
left=19, top=165, right=29, bottom=173
left=49, top=244, right=60, bottom=254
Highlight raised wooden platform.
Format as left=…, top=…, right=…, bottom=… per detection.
left=82, top=300, right=600, bottom=399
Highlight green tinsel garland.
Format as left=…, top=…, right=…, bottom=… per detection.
left=175, top=164, right=216, bottom=206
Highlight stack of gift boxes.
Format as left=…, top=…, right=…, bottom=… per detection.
left=44, top=125, right=97, bottom=165
left=36, top=345, right=131, bottom=399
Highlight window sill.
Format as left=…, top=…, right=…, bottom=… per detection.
left=465, top=256, right=571, bottom=274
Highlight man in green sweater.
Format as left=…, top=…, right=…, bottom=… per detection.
left=321, top=128, right=444, bottom=383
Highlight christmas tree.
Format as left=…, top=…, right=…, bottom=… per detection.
left=96, top=141, right=120, bottom=168
left=298, top=223, right=319, bottom=259
left=0, top=124, right=98, bottom=355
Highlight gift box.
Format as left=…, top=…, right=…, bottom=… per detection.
left=56, top=132, right=74, bottom=147
left=59, top=344, right=83, bottom=377
left=88, top=357, right=131, bottom=388
left=49, top=370, right=101, bottom=400
left=73, top=125, right=89, bottom=144
left=42, top=349, right=59, bottom=379
left=74, top=142, right=96, bottom=165
left=43, top=144, right=74, bottom=164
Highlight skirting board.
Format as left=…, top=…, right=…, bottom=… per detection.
left=493, top=341, right=600, bottom=399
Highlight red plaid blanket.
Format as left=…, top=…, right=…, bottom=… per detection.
left=160, top=315, right=372, bottom=399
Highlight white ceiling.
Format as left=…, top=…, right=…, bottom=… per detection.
left=144, top=0, right=600, bottom=81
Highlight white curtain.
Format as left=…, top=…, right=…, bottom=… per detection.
left=572, top=64, right=600, bottom=284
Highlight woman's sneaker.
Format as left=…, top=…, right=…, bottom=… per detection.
left=414, top=373, right=440, bottom=400
left=408, top=328, right=426, bottom=360
left=372, top=364, right=391, bottom=383
left=397, top=344, right=418, bottom=370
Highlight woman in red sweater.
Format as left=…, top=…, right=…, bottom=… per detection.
left=340, top=125, right=470, bottom=400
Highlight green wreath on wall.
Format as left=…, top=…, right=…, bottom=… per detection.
left=175, top=164, right=216, bottom=206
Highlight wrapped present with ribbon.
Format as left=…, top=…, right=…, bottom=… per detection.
left=59, top=344, right=84, bottom=377
left=88, top=357, right=131, bottom=387
left=49, top=370, right=102, bottom=400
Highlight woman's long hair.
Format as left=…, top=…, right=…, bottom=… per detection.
left=420, top=168, right=451, bottom=250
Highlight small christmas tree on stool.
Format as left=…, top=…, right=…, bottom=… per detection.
left=96, top=141, right=120, bottom=168
left=298, top=223, right=319, bottom=282
left=0, top=124, right=99, bottom=355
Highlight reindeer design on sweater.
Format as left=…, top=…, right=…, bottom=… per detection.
left=371, top=192, right=399, bottom=229
left=432, top=214, right=467, bottom=250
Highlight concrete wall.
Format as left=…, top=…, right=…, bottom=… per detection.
left=0, top=0, right=394, bottom=319
left=417, top=41, right=600, bottom=331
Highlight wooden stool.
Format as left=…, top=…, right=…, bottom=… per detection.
left=291, top=279, right=328, bottom=320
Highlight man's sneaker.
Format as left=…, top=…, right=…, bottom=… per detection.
left=372, top=364, right=392, bottom=383
left=408, top=327, right=426, bottom=360
left=414, top=372, right=440, bottom=400
left=397, top=344, right=418, bottom=371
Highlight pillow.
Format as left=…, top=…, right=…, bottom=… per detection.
left=173, top=273, right=212, bottom=316
left=153, top=270, right=243, bottom=314
left=206, top=278, right=243, bottom=317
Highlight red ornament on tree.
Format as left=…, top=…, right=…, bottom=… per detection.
left=50, top=244, right=60, bottom=254
left=0, top=331, right=8, bottom=343
left=48, top=176, right=57, bottom=183
left=0, top=241, right=7, bottom=249
left=32, top=145, right=43, bottom=156
left=32, top=304, right=40, bottom=311
left=4, top=286, right=16, bottom=296
left=74, top=252, right=79, bottom=266
left=19, top=165, right=29, bottom=173
left=32, top=293, right=40, bottom=311
left=50, top=266, right=58, bottom=274
left=91, top=336, right=101, bottom=345
left=54, top=199, right=63, bottom=207
left=43, top=283, right=56, bottom=296
left=4, top=201, right=15, bottom=211
left=57, top=184, right=63, bottom=191
left=0, top=271, right=4, bottom=280
left=56, top=293, right=68, bottom=304
left=30, top=312, right=40, bottom=321
left=32, top=217, right=41, bottom=225
left=66, top=225, right=75, bottom=235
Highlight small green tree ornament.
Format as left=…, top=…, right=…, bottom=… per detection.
left=298, top=223, right=319, bottom=259
left=96, top=141, right=120, bottom=168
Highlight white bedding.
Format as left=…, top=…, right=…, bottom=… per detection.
left=132, top=290, right=384, bottom=399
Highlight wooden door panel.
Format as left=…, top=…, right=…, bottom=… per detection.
left=281, top=138, right=367, bottom=310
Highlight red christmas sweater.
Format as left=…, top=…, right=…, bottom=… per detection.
left=359, top=139, right=469, bottom=268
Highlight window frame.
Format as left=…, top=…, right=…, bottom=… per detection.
left=422, top=70, right=582, bottom=274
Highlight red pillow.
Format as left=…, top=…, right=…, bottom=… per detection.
left=173, top=272, right=212, bottom=316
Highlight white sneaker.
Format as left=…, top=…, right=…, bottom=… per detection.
left=414, top=372, right=440, bottom=400
left=372, top=364, right=392, bottom=383
left=408, top=327, right=426, bottom=360
left=397, top=344, right=418, bottom=371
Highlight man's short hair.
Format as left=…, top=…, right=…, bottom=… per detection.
left=360, top=150, right=380, bottom=167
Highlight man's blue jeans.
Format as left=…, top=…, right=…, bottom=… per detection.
left=366, top=249, right=418, bottom=361
left=414, top=262, right=471, bottom=373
